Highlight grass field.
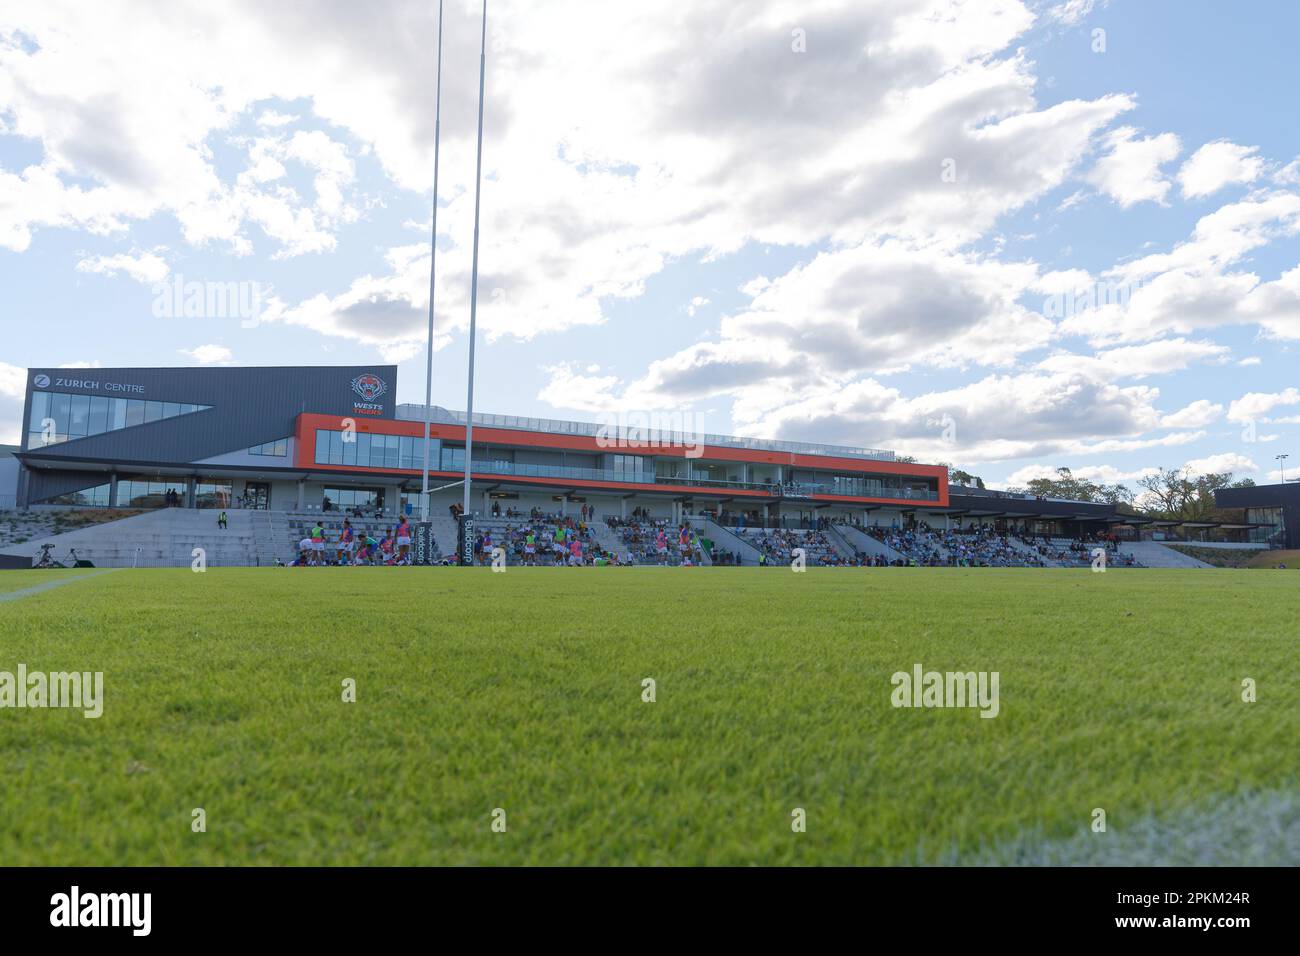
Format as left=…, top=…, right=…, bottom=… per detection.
left=0, top=567, right=1295, bottom=865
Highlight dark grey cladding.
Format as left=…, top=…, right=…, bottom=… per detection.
left=947, top=491, right=1116, bottom=520
left=1215, top=483, right=1300, bottom=549
left=19, top=365, right=397, bottom=469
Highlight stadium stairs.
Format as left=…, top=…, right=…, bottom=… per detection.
left=0, top=507, right=265, bottom=568
left=702, top=519, right=764, bottom=566
left=822, top=524, right=858, bottom=561
left=1117, top=541, right=1214, bottom=568
left=834, top=524, right=909, bottom=563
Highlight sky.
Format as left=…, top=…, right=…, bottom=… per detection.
left=1, top=0, right=1298, bottom=491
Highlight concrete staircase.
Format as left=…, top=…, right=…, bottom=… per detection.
left=823, top=524, right=858, bottom=560
left=703, top=519, right=763, bottom=566
left=0, top=508, right=263, bottom=568
left=589, top=521, right=630, bottom=561
left=836, top=524, right=908, bottom=562
left=1118, top=541, right=1214, bottom=568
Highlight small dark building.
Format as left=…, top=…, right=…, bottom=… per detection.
left=1214, top=483, right=1297, bottom=549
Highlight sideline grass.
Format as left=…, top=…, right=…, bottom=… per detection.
left=0, top=567, right=1295, bottom=865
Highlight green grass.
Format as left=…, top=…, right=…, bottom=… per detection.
left=0, top=567, right=1295, bottom=865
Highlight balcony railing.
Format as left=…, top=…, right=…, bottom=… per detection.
left=395, top=404, right=896, bottom=462
left=444, top=461, right=937, bottom=500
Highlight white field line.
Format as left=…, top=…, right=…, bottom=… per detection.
left=919, top=789, right=1299, bottom=866
left=0, top=570, right=117, bottom=604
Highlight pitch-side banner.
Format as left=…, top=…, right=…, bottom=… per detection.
left=412, top=522, right=435, bottom=565
left=457, top=514, right=475, bottom=566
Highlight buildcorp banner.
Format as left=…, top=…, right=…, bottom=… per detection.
left=457, top=514, right=475, bottom=566
left=412, top=522, right=436, bottom=565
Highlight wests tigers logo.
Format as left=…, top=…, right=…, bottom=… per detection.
left=350, top=373, right=388, bottom=403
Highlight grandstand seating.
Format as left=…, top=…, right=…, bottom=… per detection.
left=603, top=517, right=705, bottom=566
left=736, top=528, right=845, bottom=566
left=845, top=525, right=1146, bottom=568
left=0, top=504, right=1147, bottom=569
left=466, top=515, right=616, bottom=565
left=281, top=511, right=440, bottom=565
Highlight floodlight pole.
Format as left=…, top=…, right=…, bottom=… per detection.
left=1278, top=453, right=1290, bottom=484
left=462, top=0, right=487, bottom=521
left=419, top=0, right=445, bottom=523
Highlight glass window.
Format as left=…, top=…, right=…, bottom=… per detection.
left=110, top=398, right=127, bottom=431
left=399, top=436, right=414, bottom=470
left=195, top=480, right=232, bottom=509
left=315, top=430, right=330, bottom=464
left=116, top=479, right=169, bottom=509
left=355, top=432, right=371, bottom=466
left=48, top=392, right=71, bottom=438
left=88, top=395, right=109, bottom=435
left=329, top=430, right=344, bottom=465
left=28, top=391, right=49, bottom=432
left=144, top=401, right=163, bottom=423
left=384, top=435, right=399, bottom=468
left=249, top=439, right=288, bottom=456
left=125, top=399, right=145, bottom=427
left=342, top=429, right=358, bottom=465
left=41, top=483, right=112, bottom=507
left=162, top=402, right=181, bottom=420
left=65, top=392, right=90, bottom=437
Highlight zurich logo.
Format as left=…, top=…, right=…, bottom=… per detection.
left=33, top=374, right=50, bottom=388
left=351, top=373, right=388, bottom=403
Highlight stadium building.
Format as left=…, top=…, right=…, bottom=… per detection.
left=7, top=364, right=1128, bottom=537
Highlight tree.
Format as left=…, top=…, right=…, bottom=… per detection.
left=1006, top=467, right=1132, bottom=505
left=1136, top=468, right=1246, bottom=521
left=937, top=461, right=986, bottom=489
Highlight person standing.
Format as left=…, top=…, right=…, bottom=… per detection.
left=395, top=516, right=412, bottom=564
left=340, top=520, right=355, bottom=565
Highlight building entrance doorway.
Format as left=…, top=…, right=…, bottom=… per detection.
left=244, top=482, right=271, bottom=510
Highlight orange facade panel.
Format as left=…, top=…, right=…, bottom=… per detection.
left=294, top=412, right=950, bottom=507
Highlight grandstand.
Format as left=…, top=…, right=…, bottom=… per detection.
left=0, top=362, right=1278, bottom=570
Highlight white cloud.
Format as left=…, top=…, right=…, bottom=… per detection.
left=1046, top=0, right=1099, bottom=25
left=1002, top=462, right=1154, bottom=486
left=1060, top=192, right=1300, bottom=345
left=1177, top=140, right=1263, bottom=199
left=1086, top=126, right=1181, bottom=207
left=256, top=109, right=298, bottom=128
left=75, top=251, right=170, bottom=284
left=1226, top=388, right=1300, bottom=423
left=1035, top=338, right=1228, bottom=380
left=1, top=0, right=1135, bottom=348
left=1159, top=399, right=1222, bottom=428
left=179, top=344, right=233, bottom=364
left=0, top=362, right=27, bottom=400
left=1182, top=452, right=1257, bottom=476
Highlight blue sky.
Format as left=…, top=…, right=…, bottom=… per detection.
left=2, top=0, right=1298, bottom=492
